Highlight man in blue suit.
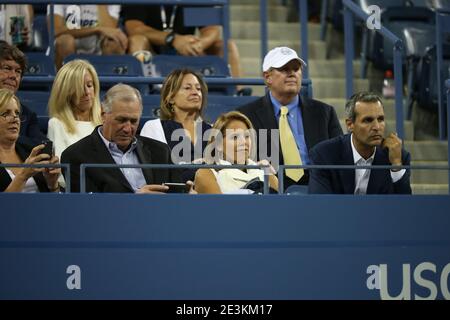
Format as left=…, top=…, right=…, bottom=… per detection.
left=308, top=91, right=412, bottom=194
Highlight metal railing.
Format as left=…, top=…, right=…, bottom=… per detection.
left=2, top=162, right=449, bottom=195
left=447, top=78, right=450, bottom=186
left=0, top=163, right=71, bottom=193
left=260, top=0, right=310, bottom=78
left=79, top=163, right=271, bottom=194
left=21, top=76, right=314, bottom=98
left=342, top=0, right=405, bottom=139
left=79, top=163, right=450, bottom=195
left=277, top=164, right=450, bottom=194
left=436, top=9, right=450, bottom=140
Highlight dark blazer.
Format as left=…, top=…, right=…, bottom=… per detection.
left=0, top=140, right=50, bottom=192
left=308, top=134, right=412, bottom=194
left=61, top=126, right=181, bottom=193
left=161, top=119, right=211, bottom=162
left=237, top=92, right=343, bottom=186
left=19, top=103, right=46, bottom=145
left=161, top=119, right=212, bottom=182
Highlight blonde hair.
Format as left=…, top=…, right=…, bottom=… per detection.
left=0, top=88, right=20, bottom=114
left=159, top=68, right=208, bottom=120
left=204, top=111, right=256, bottom=164
left=47, top=59, right=102, bottom=134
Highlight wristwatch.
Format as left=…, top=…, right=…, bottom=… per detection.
left=165, top=32, right=175, bottom=48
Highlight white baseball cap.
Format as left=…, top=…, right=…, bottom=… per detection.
left=262, top=46, right=307, bottom=72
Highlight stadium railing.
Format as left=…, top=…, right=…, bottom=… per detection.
left=342, top=0, right=405, bottom=140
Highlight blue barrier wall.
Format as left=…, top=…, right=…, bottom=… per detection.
left=1, top=194, right=450, bottom=299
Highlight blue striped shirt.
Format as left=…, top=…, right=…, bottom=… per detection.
left=98, top=127, right=147, bottom=192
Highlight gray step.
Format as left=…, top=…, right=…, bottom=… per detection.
left=313, top=78, right=370, bottom=99
left=248, top=77, right=370, bottom=99
left=241, top=58, right=363, bottom=78
left=404, top=141, right=449, bottom=161
left=231, top=5, right=289, bottom=22
left=308, top=60, right=364, bottom=78
left=231, top=0, right=281, bottom=5
left=323, top=98, right=397, bottom=120
left=410, top=161, right=449, bottom=184
left=231, top=21, right=323, bottom=41
left=411, top=184, right=449, bottom=195
left=236, top=40, right=327, bottom=63
left=339, top=119, right=414, bottom=140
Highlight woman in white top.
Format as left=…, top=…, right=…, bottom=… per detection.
left=195, top=111, right=278, bottom=194
left=47, top=59, right=102, bottom=160
left=0, top=89, right=60, bottom=193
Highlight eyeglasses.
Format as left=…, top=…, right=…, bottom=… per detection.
left=0, top=112, right=26, bottom=123
left=0, top=64, right=23, bottom=77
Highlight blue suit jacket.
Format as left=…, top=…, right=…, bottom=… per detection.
left=308, top=134, right=412, bottom=194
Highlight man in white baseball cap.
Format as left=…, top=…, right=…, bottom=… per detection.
left=262, top=46, right=307, bottom=72
left=237, top=46, right=342, bottom=189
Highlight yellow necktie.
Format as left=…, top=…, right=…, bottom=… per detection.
left=279, top=106, right=304, bottom=182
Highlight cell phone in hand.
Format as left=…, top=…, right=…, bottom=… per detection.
left=163, top=182, right=190, bottom=193
left=40, top=140, right=54, bottom=157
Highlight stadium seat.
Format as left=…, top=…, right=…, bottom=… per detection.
left=370, top=6, right=435, bottom=70
left=141, top=94, right=161, bottom=118
left=141, top=94, right=260, bottom=124
left=151, top=54, right=235, bottom=95
left=24, top=52, right=55, bottom=76
left=31, top=14, right=49, bottom=52
left=16, top=91, right=50, bottom=116
left=204, top=95, right=259, bottom=123
left=415, top=44, right=450, bottom=112
left=64, top=54, right=143, bottom=76
left=64, top=54, right=149, bottom=94
left=21, top=53, right=55, bottom=91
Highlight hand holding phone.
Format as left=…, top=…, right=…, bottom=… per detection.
left=163, top=182, right=190, bottom=193
left=40, top=140, right=54, bottom=158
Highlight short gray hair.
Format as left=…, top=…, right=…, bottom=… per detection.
left=101, top=83, right=142, bottom=113
left=345, top=91, right=384, bottom=122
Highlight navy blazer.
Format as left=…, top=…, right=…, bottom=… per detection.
left=308, top=134, right=412, bottom=194
left=237, top=92, right=343, bottom=186
left=0, top=140, right=50, bottom=192
left=61, top=126, right=181, bottom=193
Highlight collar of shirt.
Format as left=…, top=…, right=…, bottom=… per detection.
left=350, top=133, right=376, bottom=166
left=269, top=91, right=299, bottom=117
left=98, top=126, right=138, bottom=155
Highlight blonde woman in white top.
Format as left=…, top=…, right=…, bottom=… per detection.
left=47, top=60, right=101, bottom=187
left=47, top=59, right=102, bottom=159
left=195, top=111, right=278, bottom=194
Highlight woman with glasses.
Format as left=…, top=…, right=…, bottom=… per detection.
left=194, top=111, right=278, bottom=194
left=0, top=89, right=61, bottom=192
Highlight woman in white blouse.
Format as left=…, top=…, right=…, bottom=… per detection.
left=194, top=111, right=278, bottom=194
left=47, top=59, right=102, bottom=160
